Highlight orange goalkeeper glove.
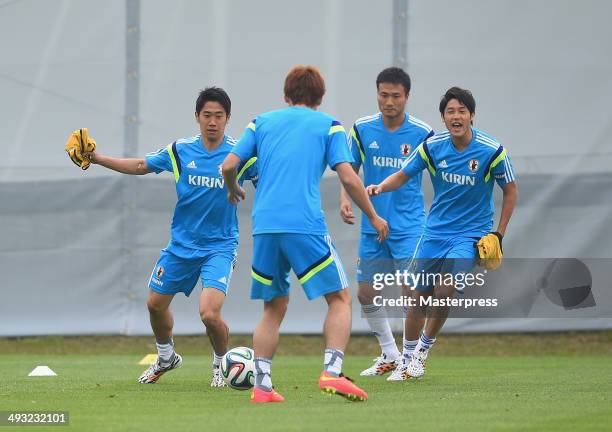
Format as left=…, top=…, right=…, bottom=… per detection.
left=475, top=232, right=503, bottom=270
left=65, top=128, right=97, bottom=170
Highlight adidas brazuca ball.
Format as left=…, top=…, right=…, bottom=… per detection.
left=221, top=346, right=255, bottom=390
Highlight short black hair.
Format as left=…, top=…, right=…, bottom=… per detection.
left=195, top=87, right=231, bottom=115
left=376, top=67, right=411, bottom=94
left=439, top=87, right=476, bottom=114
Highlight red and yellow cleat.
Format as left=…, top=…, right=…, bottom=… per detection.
left=250, top=387, right=285, bottom=404
left=318, top=372, right=368, bottom=402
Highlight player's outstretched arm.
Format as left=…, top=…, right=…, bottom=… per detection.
left=87, top=151, right=151, bottom=175
left=338, top=165, right=360, bottom=225
left=221, top=153, right=246, bottom=205
left=336, top=162, right=388, bottom=241
left=496, top=181, right=517, bottom=236
left=366, top=171, right=410, bottom=196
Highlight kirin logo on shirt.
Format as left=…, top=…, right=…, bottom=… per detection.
left=400, top=144, right=411, bottom=157
left=156, top=266, right=164, bottom=278
left=468, top=159, right=479, bottom=173
left=441, top=172, right=476, bottom=186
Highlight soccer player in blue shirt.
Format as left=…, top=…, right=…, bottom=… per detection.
left=367, top=87, right=517, bottom=380
left=83, top=88, right=257, bottom=386
left=339, top=67, right=433, bottom=377
left=222, top=65, right=388, bottom=403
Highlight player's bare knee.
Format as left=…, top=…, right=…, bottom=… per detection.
left=357, top=283, right=375, bottom=305
left=147, top=298, right=168, bottom=315
left=263, top=297, right=289, bottom=321
left=200, top=307, right=222, bottom=328
left=434, top=283, right=455, bottom=299
left=356, top=291, right=370, bottom=305
left=325, top=289, right=352, bottom=309
left=357, top=291, right=372, bottom=306
left=411, top=290, right=427, bottom=313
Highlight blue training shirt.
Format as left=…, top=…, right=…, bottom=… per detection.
left=401, top=128, right=516, bottom=239
left=231, top=106, right=353, bottom=235
left=145, top=134, right=257, bottom=255
left=350, top=112, right=433, bottom=238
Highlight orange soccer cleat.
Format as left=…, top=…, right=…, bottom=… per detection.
left=250, top=387, right=285, bottom=404
left=318, top=371, right=368, bottom=402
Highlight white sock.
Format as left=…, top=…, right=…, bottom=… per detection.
left=324, top=348, right=344, bottom=377
left=361, top=304, right=400, bottom=360
left=416, top=331, right=437, bottom=351
left=212, top=353, right=223, bottom=369
left=402, top=338, right=419, bottom=363
left=156, top=338, right=175, bottom=364
left=254, top=357, right=272, bottom=391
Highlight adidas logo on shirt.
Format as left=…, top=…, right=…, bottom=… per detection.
left=438, top=160, right=448, bottom=168
left=187, top=160, right=197, bottom=169
left=217, top=276, right=227, bottom=284
left=369, top=141, right=379, bottom=149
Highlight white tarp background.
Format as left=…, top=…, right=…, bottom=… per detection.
left=1, top=0, right=611, bottom=336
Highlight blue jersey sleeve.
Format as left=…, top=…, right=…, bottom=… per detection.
left=421, top=129, right=435, bottom=144
left=326, top=120, right=353, bottom=170
left=348, top=124, right=364, bottom=171
left=401, top=143, right=429, bottom=178
left=490, top=148, right=516, bottom=187
left=145, top=146, right=172, bottom=174
left=245, top=161, right=259, bottom=188
left=237, top=156, right=258, bottom=187
left=231, top=119, right=258, bottom=162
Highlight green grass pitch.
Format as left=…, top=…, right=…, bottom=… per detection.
left=1, top=346, right=610, bottom=431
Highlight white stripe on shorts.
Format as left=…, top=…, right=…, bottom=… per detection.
left=407, top=234, right=424, bottom=275
left=226, top=250, right=238, bottom=288
left=325, top=235, right=349, bottom=288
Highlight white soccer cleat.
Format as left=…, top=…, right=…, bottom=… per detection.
left=386, top=361, right=411, bottom=381
left=406, top=348, right=429, bottom=378
left=359, top=354, right=398, bottom=376
left=138, top=353, right=182, bottom=384
left=210, top=367, right=227, bottom=387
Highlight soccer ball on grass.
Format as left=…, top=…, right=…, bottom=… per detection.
left=221, top=346, right=255, bottom=390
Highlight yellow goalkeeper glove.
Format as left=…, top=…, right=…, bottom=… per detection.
left=65, top=128, right=97, bottom=170
left=475, top=232, right=503, bottom=270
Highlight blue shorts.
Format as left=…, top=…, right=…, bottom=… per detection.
left=250, top=234, right=349, bottom=301
left=412, top=235, right=479, bottom=293
left=357, top=233, right=421, bottom=283
left=148, top=248, right=237, bottom=296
